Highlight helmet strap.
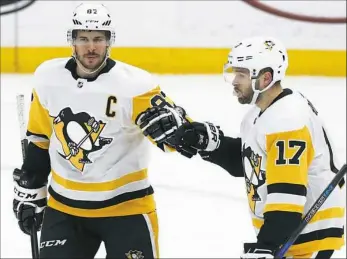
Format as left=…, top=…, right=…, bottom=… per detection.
left=250, top=78, right=276, bottom=105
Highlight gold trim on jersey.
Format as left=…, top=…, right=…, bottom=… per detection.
left=252, top=206, right=345, bottom=255
left=51, top=169, right=148, bottom=192
left=144, top=211, right=160, bottom=258
left=47, top=194, right=156, bottom=218
left=266, top=193, right=306, bottom=207
left=149, top=211, right=160, bottom=259
left=287, top=237, right=344, bottom=256
left=292, top=252, right=315, bottom=259
left=264, top=204, right=304, bottom=214
left=310, top=207, right=345, bottom=224
left=253, top=207, right=345, bottom=229
left=132, top=86, right=161, bottom=123
left=32, top=141, right=49, bottom=150
left=252, top=218, right=264, bottom=229
left=27, top=89, right=52, bottom=140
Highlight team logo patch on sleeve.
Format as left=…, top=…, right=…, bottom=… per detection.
left=52, top=107, right=113, bottom=172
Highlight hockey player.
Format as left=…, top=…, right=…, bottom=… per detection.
left=12, top=3, right=190, bottom=258
left=137, top=37, right=346, bottom=258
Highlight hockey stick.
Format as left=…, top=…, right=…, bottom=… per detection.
left=274, top=163, right=347, bottom=259
left=16, top=94, right=40, bottom=259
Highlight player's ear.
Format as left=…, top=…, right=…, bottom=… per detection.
left=258, top=68, right=273, bottom=89
left=263, top=71, right=273, bottom=88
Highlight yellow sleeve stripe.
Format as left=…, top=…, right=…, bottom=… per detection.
left=27, top=89, right=52, bottom=139
left=132, top=86, right=161, bottom=123
left=266, top=126, right=314, bottom=186
left=264, top=203, right=304, bottom=214
left=267, top=193, right=306, bottom=207
left=32, top=141, right=49, bottom=150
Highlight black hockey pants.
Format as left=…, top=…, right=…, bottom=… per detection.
left=39, top=206, right=158, bottom=258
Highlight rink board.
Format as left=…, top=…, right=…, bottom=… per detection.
left=0, top=47, right=346, bottom=76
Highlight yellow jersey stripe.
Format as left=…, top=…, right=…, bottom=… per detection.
left=51, top=168, right=148, bottom=192
left=48, top=194, right=156, bottom=217
left=264, top=203, right=304, bottom=214
left=287, top=237, right=344, bottom=256
left=252, top=218, right=264, bottom=229
left=310, top=207, right=345, bottom=224
left=292, top=252, right=315, bottom=259
left=253, top=207, right=345, bottom=230
left=32, top=141, right=49, bottom=150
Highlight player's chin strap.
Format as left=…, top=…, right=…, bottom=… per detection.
left=250, top=78, right=277, bottom=105
left=72, top=46, right=111, bottom=76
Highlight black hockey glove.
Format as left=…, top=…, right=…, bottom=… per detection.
left=135, top=106, right=185, bottom=144
left=13, top=168, right=47, bottom=235
left=240, top=243, right=276, bottom=259
left=174, top=121, right=223, bottom=155
left=135, top=106, right=198, bottom=158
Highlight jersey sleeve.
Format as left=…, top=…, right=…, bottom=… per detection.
left=26, top=87, right=52, bottom=150
left=200, top=136, right=243, bottom=177
left=22, top=71, right=52, bottom=184
left=131, top=85, right=191, bottom=152
left=257, top=125, right=315, bottom=246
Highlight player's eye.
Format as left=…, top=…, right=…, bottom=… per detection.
left=74, top=38, right=88, bottom=44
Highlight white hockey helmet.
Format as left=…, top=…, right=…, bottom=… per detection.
left=224, top=36, right=288, bottom=104
left=67, top=3, right=116, bottom=45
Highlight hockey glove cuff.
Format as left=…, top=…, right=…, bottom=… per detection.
left=175, top=121, right=223, bottom=153
left=241, top=243, right=276, bottom=259
left=13, top=168, right=47, bottom=235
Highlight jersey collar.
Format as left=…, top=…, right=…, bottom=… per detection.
left=258, top=88, right=293, bottom=118
left=65, top=57, right=116, bottom=82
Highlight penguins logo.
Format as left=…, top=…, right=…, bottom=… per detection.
left=125, top=250, right=144, bottom=259
left=242, top=145, right=266, bottom=213
left=264, top=40, right=275, bottom=51
left=52, top=107, right=113, bottom=172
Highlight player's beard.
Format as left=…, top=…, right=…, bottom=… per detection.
left=234, top=85, right=254, bottom=104
left=76, top=52, right=106, bottom=71
left=236, top=79, right=265, bottom=104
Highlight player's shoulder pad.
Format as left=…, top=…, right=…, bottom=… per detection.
left=34, top=57, right=71, bottom=77
left=110, top=60, right=158, bottom=96
left=260, top=91, right=312, bottom=135
left=32, top=58, right=71, bottom=102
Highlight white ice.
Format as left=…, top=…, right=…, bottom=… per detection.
left=1, top=74, right=346, bottom=258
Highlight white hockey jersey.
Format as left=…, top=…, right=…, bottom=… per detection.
left=240, top=89, right=345, bottom=256
left=27, top=57, right=179, bottom=218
